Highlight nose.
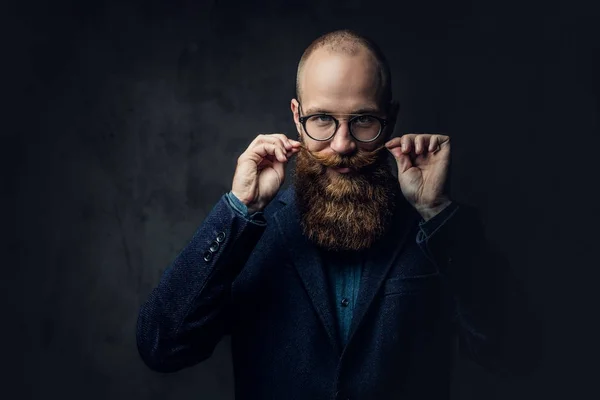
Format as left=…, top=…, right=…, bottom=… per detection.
left=329, top=120, right=356, bottom=156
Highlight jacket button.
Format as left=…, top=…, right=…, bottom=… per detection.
left=203, top=251, right=213, bottom=262
left=341, top=298, right=349, bottom=307
left=209, top=241, right=220, bottom=253
left=216, top=231, right=226, bottom=243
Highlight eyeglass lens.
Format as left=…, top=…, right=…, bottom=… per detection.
left=305, top=115, right=381, bottom=141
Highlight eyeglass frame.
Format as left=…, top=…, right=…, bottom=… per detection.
left=297, top=104, right=389, bottom=143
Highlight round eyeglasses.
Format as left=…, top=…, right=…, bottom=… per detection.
left=298, top=105, right=388, bottom=143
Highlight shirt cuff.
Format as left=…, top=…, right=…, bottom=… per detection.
left=225, top=191, right=267, bottom=226
left=416, top=202, right=460, bottom=244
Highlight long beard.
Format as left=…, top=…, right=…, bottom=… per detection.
left=293, top=142, right=400, bottom=252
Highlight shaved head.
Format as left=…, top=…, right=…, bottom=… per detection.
left=295, top=29, right=392, bottom=108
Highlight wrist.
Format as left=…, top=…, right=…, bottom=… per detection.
left=230, top=190, right=264, bottom=214
left=416, top=198, right=453, bottom=222
left=246, top=204, right=264, bottom=214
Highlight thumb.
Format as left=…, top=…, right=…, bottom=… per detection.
left=387, top=147, right=412, bottom=174
left=271, top=160, right=285, bottom=186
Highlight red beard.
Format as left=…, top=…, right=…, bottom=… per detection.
left=293, top=142, right=401, bottom=252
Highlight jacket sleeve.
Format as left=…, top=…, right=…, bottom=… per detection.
left=136, top=194, right=267, bottom=373
left=416, top=202, right=541, bottom=376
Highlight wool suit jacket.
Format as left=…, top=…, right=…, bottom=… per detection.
left=136, top=186, right=513, bottom=400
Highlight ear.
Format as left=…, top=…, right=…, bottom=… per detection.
left=384, top=100, right=400, bottom=140
left=290, top=98, right=303, bottom=136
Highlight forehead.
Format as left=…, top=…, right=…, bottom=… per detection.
left=299, top=48, right=382, bottom=114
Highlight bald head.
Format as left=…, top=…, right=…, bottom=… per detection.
left=295, top=30, right=392, bottom=108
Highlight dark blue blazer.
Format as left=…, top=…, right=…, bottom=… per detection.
left=137, top=186, right=516, bottom=400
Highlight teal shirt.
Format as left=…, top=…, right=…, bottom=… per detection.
left=322, top=250, right=365, bottom=346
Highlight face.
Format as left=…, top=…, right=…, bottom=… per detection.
left=290, top=47, right=401, bottom=252
left=292, top=47, right=394, bottom=158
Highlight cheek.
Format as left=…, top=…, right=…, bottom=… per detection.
left=302, top=135, right=329, bottom=153
left=311, top=144, right=330, bottom=156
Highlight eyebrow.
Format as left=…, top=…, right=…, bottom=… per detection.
left=304, top=107, right=382, bottom=115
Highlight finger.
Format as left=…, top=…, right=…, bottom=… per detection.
left=269, top=134, right=302, bottom=155
left=285, top=135, right=302, bottom=147
left=257, top=134, right=288, bottom=152
left=384, top=137, right=402, bottom=149
left=252, top=142, right=286, bottom=163
left=257, top=156, right=274, bottom=170
left=252, top=133, right=289, bottom=150
left=269, top=133, right=302, bottom=150
left=438, top=135, right=450, bottom=149
left=401, top=134, right=416, bottom=154
left=272, top=133, right=294, bottom=150
left=253, top=142, right=276, bottom=159
left=254, top=136, right=290, bottom=162
left=433, top=135, right=450, bottom=153
left=387, top=143, right=413, bottom=173
left=428, top=135, right=439, bottom=153
left=271, top=159, right=285, bottom=183
left=386, top=145, right=403, bottom=159
left=415, top=135, right=426, bottom=154
left=286, top=147, right=301, bottom=157
left=275, top=144, right=288, bottom=163
left=395, top=151, right=413, bottom=174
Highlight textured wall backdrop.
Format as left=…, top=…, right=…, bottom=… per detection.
left=4, top=0, right=600, bottom=399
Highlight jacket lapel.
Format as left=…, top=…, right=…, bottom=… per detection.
left=273, top=187, right=342, bottom=355
left=346, top=199, right=419, bottom=345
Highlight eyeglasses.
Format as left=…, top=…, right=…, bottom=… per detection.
left=298, top=104, right=388, bottom=143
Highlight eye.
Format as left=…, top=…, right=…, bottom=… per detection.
left=316, top=115, right=333, bottom=123
left=308, top=114, right=335, bottom=127
left=354, top=115, right=376, bottom=125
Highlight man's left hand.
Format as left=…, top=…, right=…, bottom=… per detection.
left=385, top=133, right=452, bottom=221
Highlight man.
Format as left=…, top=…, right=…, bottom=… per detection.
left=137, top=30, right=513, bottom=399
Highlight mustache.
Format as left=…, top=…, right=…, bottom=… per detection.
left=298, top=144, right=388, bottom=170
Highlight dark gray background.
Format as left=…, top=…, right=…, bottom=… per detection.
left=3, top=0, right=599, bottom=398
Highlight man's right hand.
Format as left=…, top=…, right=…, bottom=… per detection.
left=231, top=134, right=302, bottom=214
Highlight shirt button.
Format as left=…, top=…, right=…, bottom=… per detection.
left=341, top=298, right=349, bottom=307
left=216, top=231, right=226, bottom=243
